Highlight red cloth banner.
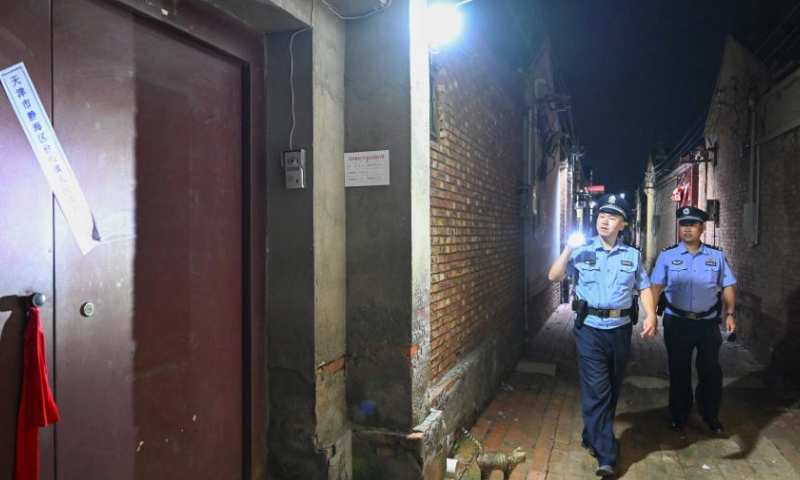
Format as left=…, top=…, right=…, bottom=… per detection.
left=674, top=165, right=698, bottom=207
left=15, top=306, right=59, bottom=480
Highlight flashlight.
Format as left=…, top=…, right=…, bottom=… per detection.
left=568, top=232, right=586, bottom=248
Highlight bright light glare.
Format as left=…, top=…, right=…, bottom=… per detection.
left=568, top=232, right=586, bottom=248
left=589, top=201, right=597, bottom=208
left=620, top=193, right=626, bottom=198
left=426, top=4, right=463, bottom=46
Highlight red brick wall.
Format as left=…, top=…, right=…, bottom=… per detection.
left=746, top=132, right=800, bottom=376
left=429, top=53, right=525, bottom=384
left=526, top=283, right=560, bottom=341
left=699, top=124, right=800, bottom=376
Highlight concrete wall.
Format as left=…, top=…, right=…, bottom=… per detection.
left=525, top=47, right=563, bottom=345
left=559, top=162, right=574, bottom=252
left=344, top=0, right=431, bottom=433
left=266, top=30, right=319, bottom=480
left=344, top=0, right=445, bottom=478
left=312, top=6, right=351, bottom=478
left=265, top=2, right=350, bottom=477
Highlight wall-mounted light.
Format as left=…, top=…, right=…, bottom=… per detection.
left=425, top=3, right=463, bottom=47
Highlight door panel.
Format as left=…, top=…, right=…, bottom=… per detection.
left=0, top=1, right=55, bottom=479
left=53, top=0, right=244, bottom=478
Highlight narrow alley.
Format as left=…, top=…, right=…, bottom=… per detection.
left=5, top=0, right=800, bottom=479
left=455, top=305, right=800, bottom=480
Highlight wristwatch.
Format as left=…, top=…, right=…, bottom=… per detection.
left=726, top=312, right=736, bottom=318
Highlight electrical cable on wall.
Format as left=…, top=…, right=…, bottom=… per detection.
left=289, top=0, right=393, bottom=150
left=320, top=0, right=393, bottom=20
left=288, top=0, right=313, bottom=151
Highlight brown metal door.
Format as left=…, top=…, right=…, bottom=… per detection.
left=0, top=1, right=55, bottom=479
left=52, top=0, right=248, bottom=478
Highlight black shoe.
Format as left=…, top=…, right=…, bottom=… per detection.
left=595, top=464, right=618, bottom=477
left=581, top=440, right=598, bottom=458
left=669, top=420, right=683, bottom=432
left=705, top=418, right=725, bottom=434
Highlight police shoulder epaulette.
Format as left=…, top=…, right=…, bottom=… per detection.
left=705, top=244, right=722, bottom=251
left=661, top=244, right=678, bottom=252
left=629, top=244, right=641, bottom=251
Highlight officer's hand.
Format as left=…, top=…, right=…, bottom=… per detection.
left=726, top=317, right=736, bottom=334
left=640, top=315, right=658, bottom=338
left=567, top=232, right=586, bottom=249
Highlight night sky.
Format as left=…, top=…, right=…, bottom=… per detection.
left=535, top=0, right=743, bottom=194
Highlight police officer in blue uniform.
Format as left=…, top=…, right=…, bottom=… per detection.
left=549, top=194, right=657, bottom=477
left=650, top=206, right=736, bottom=434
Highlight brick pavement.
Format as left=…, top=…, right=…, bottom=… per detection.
left=453, top=304, right=800, bottom=479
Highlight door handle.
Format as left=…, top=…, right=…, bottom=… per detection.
left=29, top=292, right=46, bottom=307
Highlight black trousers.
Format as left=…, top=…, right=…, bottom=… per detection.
left=574, top=322, right=632, bottom=466
left=663, top=313, right=723, bottom=423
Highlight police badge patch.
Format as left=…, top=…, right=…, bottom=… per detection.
left=672, top=260, right=683, bottom=265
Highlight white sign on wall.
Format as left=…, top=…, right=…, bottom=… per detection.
left=1, top=62, right=100, bottom=254
left=344, top=150, right=390, bottom=187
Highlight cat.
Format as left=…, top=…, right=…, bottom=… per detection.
left=461, top=428, right=527, bottom=480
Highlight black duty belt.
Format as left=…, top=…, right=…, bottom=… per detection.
left=587, top=307, right=633, bottom=318
left=665, top=301, right=720, bottom=320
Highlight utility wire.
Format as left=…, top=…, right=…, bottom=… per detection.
left=319, top=0, right=393, bottom=20
left=529, top=0, right=579, bottom=149
left=655, top=132, right=704, bottom=177
left=290, top=0, right=393, bottom=149
left=653, top=108, right=708, bottom=173
left=289, top=20, right=312, bottom=150
left=753, top=0, right=800, bottom=56
left=734, top=2, right=800, bottom=95
left=655, top=132, right=704, bottom=176
left=749, top=21, right=800, bottom=82
left=502, top=0, right=530, bottom=52
left=653, top=1, right=800, bottom=177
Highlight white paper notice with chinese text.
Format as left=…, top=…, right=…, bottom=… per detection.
left=1, top=62, right=100, bottom=254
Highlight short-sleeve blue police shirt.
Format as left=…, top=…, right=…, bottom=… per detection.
left=568, top=236, right=650, bottom=329
left=650, top=242, right=736, bottom=319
